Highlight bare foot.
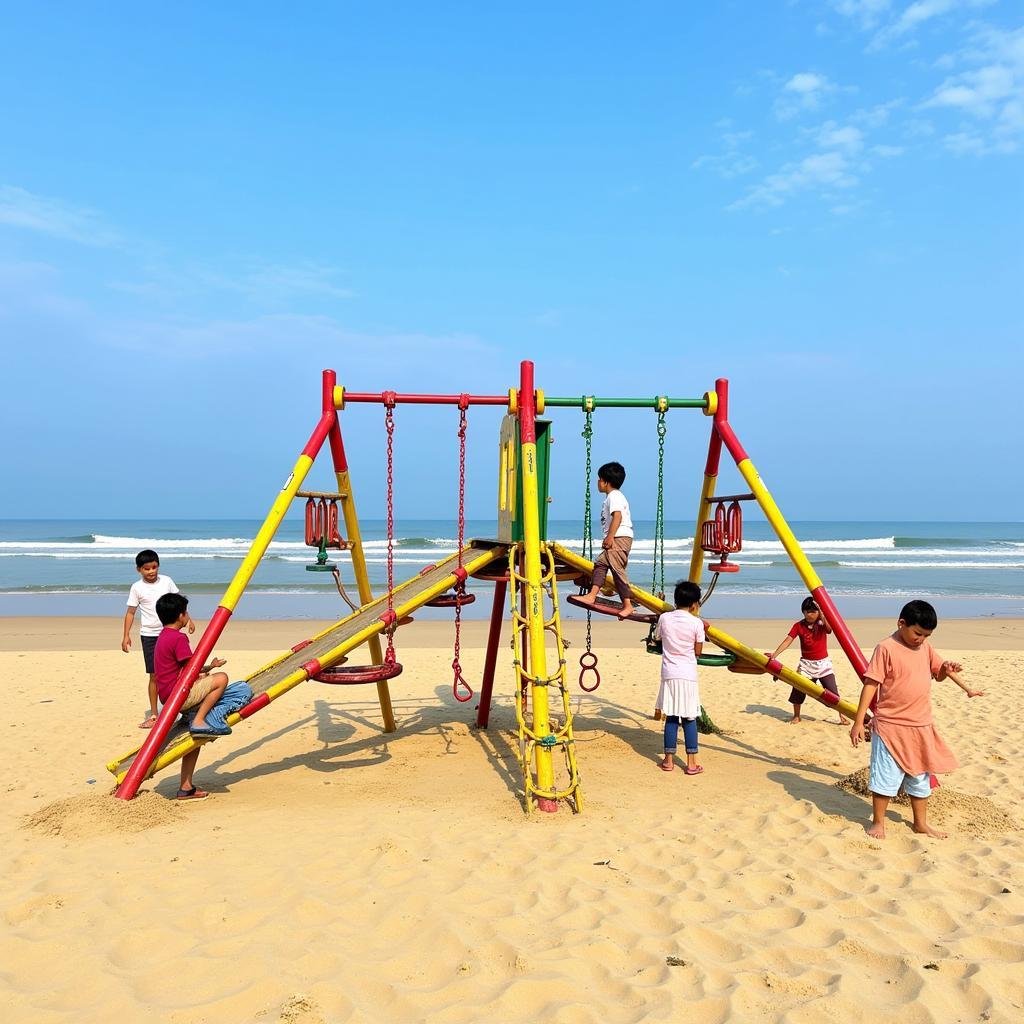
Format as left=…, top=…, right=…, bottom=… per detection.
left=575, top=593, right=597, bottom=606
left=865, top=822, right=886, bottom=839
left=617, top=603, right=634, bottom=619
left=788, top=715, right=802, bottom=724
left=912, top=824, right=948, bottom=839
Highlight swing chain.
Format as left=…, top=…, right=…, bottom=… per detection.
left=384, top=402, right=397, bottom=664
left=653, top=407, right=667, bottom=600
left=452, top=399, right=473, bottom=702
left=580, top=406, right=595, bottom=655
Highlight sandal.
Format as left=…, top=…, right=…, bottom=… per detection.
left=683, top=765, right=704, bottom=776
left=175, top=787, right=210, bottom=801
left=659, top=762, right=674, bottom=772
left=138, top=714, right=158, bottom=729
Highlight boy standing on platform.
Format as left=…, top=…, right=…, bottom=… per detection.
left=576, top=461, right=635, bottom=618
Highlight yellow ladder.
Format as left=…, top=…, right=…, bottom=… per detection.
left=508, top=543, right=583, bottom=813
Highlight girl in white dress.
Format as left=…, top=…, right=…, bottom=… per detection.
left=655, top=580, right=705, bottom=775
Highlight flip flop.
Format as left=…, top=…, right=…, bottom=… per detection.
left=138, top=715, right=158, bottom=729
left=659, top=762, right=674, bottom=772
left=189, top=724, right=232, bottom=737
left=683, top=765, right=704, bottom=776
left=175, top=787, right=210, bottom=801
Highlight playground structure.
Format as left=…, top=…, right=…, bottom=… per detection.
left=110, top=361, right=867, bottom=814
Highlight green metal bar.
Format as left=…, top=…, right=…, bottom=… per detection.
left=545, top=396, right=709, bottom=409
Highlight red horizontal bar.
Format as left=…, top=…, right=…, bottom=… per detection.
left=343, top=393, right=510, bottom=406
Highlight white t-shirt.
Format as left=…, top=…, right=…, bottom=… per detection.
left=600, top=489, right=633, bottom=539
left=655, top=609, right=705, bottom=681
left=127, top=575, right=179, bottom=636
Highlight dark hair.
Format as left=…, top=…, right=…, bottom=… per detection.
left=899, top=599, right=937, bottom=630
left=156, top=592, right=189, bottom=625
left=800, top=597, right=819, bottom=613
left=597, top=462, right=626, bottom=489
left=136, top=549, right=160, bottom=568
left=674, top=580, right=702, bottom=609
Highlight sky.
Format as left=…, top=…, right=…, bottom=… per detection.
left=0, top=1, right=1021, bottom=524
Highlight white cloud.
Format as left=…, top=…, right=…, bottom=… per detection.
left=818, top=122, right=866, bottom=151
left=830, top=0, right=892, bottom=29
left=0, top=185, right=119, bottom=246
left=871, top=143, right=906, bottom=156
left=692, top=126, right=759, bottom=178
left=924, top=25, right=1024, bottom=153
left=729, top=150, right=858, bottom=211
left=775, top=72, right=837, bottom=119
left=870, top=0, right=996, bottom=49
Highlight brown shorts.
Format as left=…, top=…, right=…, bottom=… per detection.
left=180, top=674, right=219, bottom=712
left=593, top=536, right=633, bottom=600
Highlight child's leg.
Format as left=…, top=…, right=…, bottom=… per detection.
left=788, top=687, right=805, bottom=722
left=868, top=793, right=890, bottom=838
left=607, top=539, right=633, bottom=614
left=176, top=748, right=210, bottom=798
left=661, top=715, right=680, bottom=769
left=579, top=554, right=610, bottom=603
left=904, top=769, right=946, bottom=838
left=682, top=717, right=701, bottom=771
left=867, top=732, right=903, bottom=838
left=818, top=673, right=847, bottom=723
left=147, top=675, right=159, bottom=718
left=190, top=673, right=229, bottom=729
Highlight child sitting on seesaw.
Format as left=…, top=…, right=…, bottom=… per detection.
left=655, top=580, right=705, bottom=776
left=153, top=592, right=253, bottom=800
left=576, top=461, right=635, bottom=618
left=849, top=599, right=984, bottom=839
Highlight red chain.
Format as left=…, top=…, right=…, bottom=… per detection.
left=452, top=396, right=472, bottom=702
left=384, top=398, right=396, bottom=664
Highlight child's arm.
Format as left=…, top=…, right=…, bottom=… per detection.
left=934, top=658, right=963, bottom=680
left=770, top=634, right=795, bottom=659
left=943, top=667, right=984, bottom=698
left=200, top=657, right=227, bottom=674
left=602, top=511, right=622, bottom=548
left=121, top=608, right=136, bottom=652
left=186, top=615, right=196, bottom=635
left=694, top=640, right=703, bottom=658
left=849, top=680, right=879, bottom=747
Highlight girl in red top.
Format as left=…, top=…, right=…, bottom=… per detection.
left=770, top=597, right=847, bottom=725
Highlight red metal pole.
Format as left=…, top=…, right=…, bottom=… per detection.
left=475, top=578, right=508, bottom=728
left=810, top=585, right=869, bottom=677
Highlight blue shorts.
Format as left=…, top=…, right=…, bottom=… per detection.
left=870, top=733, right=931, bottom=798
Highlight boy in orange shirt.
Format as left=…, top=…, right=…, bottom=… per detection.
left=850, top=600, right=984, bottom=839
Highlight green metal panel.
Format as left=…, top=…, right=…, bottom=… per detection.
left=514, top=418, right=552, bottom=542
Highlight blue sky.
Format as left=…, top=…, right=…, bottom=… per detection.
left=0, top=1, right=1021, bottom=523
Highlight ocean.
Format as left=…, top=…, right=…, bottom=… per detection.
left=1, top=518, right=1022, bottom=621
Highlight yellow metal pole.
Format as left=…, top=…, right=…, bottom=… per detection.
left=517, top=361, right=557, bottom=810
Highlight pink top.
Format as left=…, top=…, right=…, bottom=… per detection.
left=655, top=610, right=705, bottom=681
left=864, top=634, right=958, bottom=775
left=154, top=628, right=194, bottom=703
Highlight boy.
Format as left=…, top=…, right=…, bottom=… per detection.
left=122, top=549, right=194, bottom=728
left=154, top=593, right=250, bottom=800
left=850, top=600, right=984, bottom=839
left=576, top=461, right=635, bottom=618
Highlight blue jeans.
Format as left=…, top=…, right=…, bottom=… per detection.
left=664, top=716, right=698, bottom=755
left=198, top=681, right=253, bottom=730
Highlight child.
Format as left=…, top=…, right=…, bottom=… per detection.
left=576, top=461, right=635, bottom=618
left=122, top=549, right=194, bottom=729
left=655, top=580, right=705, bottom=775
left=770, top=597, right=847, bottom=725
left=154, top=593, right=252, bottom=800
left=850, top=600, right=984, bottom=839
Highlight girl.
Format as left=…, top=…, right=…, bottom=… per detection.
left=770, top=597, right=847, bottom=725
left=655, top=580, right=705, bottom=775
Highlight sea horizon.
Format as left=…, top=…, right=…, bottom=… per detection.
left=1, top=516, right=1022, bottom=621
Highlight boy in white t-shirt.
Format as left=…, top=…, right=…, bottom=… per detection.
left=576, top=461, right=635, bottom=618
left=121, top=548, right=194, bottom=728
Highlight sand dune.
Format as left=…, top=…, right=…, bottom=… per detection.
left=1, top=621, right=1022, bottom=1022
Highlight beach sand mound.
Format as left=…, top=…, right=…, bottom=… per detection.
left=23, top=791, right=182, bottom=839
left=836, top=766, right=1019, bottom=834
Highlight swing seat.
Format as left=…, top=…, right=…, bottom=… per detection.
left=708, top=559, right=741, bottom=574
left=314, top=661, right=404, bottom=685
left=565, top=593, right=658, bottom=624
left=727, top=657, right=769, bottom=675
left=425, top=590, right=477, bottom=609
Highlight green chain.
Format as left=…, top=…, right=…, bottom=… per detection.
left=581, top=402, right=594, bottom=654
left=653, top=406, right=667, bottom=599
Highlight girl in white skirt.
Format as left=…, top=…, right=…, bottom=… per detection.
left=656, top=580, right=705, bottom=775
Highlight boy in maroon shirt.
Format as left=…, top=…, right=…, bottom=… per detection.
left=153, top=592, right=230, bottom=800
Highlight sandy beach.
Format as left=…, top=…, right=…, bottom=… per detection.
left=1, top=614, right=1022, bottom=1023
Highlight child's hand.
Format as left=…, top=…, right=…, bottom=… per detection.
left=121, top=638, right=131, bottom=653
left=187, top=619, right=196, bottom=635
left=211, top=657, right=226, bottom=668
left=965, top=688, right=985, bottom=698
left=850, top=721, right=865, bottom=747
left=942, top=660, right=963, bottom=674
left=602, top=536, right=613, bottom=549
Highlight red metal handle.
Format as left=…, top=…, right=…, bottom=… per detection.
left=578, top=651, right=601, bottom=692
